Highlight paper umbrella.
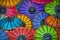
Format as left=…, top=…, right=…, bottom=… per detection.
left=33, top=12, right=49, bottom=30
left=35, top=25, right=58, bottom=40
left=0, top=30, right=8, bottom=40
left=8, top=27, right=34, bottom=40
left=20, top=0, right=45, bottom=19
left=17, top=14, right=32, bottom=29
left=0, top=0, right=21, bottom=7
left=0, top=17, right=22, bottom=30
left=0, top=6, right=17, bottom=17
left=32, top=0, right=53, bottom=4
left=45, top=0, right=60, bottom=15
left=45, top=15, right=60, bottom=28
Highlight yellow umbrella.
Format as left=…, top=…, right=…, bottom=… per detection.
left=17, top=14, right=32, bottom=29
left=0, top=0, right=21, bottom=7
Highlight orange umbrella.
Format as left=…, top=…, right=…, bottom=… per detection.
left=45, top=15, right=60, bottom=28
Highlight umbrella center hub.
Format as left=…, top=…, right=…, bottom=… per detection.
left=6, top=17, right=14, bottom=22
left=17, top=35, right=26, bottom=40
left=40, top=19, right=45, bottom=25
left=55, top=5, right=60, bottom=13
left=0, top=7, right=6, bottom=14
left=21, top=22, right=26, bottom=27
left=43, top=33, right=52, bottom=40
left=54, top=13, right=60, bottom=18
left=28, top=7, right=36, bottom=14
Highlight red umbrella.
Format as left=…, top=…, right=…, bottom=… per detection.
left=32, top=0, right=53, bottom=4
left=8, top=27, right=34, bottom=40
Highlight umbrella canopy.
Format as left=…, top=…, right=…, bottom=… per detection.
left=0, top=17, right=22, bottom=30
left=45, top=0, right=60, bottom=15
left=0, top=0, right=21, bottom=7
left=8, top=27, right=34, bottom=40
left=0, top=6, right=17, bottom=17
left=32, top=0, right=53, bottom=4
left=45, top=15, right=60, bottom=28
left=33, top=12, right=49, bottom=30
left=17, top=14, right=32, bottom=29
left=6, top=7, right=17, bottom=17
left=0, top=30, right=8, bottom=40
left=35, top=25, right=58, bottom=40
left=20, top=0, right=45, bottom=19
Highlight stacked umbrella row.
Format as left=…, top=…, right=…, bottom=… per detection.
left=0, top=0, right=60, bottom=40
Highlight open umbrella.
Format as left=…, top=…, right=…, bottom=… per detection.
left=32, top=0, right=53, bottom=4
left=35, top=25, right=58, bottom=40
left=45, top=0, right=60, bottom=15
left=45, top=15, right=60, bottom=28
left=17, top=14, right=32, bottom=29
left=6, top=7, right=17, bottom=17
left=0, top=6, right=17, bottom=17
left=20, top=0, right=45, bottom=19
left=0, top=17, right=22, bottom=30
left=33, top=12, right=49, bottom=30
left=8, top=27, right=34, bottom=40
left=0, top=0, right=21, bottom=7
left=0, top=30, right=8, bottom=40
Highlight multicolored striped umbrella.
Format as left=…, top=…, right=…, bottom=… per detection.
left=33, top=12, right=49, bottom=30
left=20, top=0, right=45, bottom=19
left=0, top=0, right=21, bottom=7
left=35, top=25, right=58, bottom=40
left=17, top=14, right=32, bottom=29
left=8, top=27, right=34, bottom=40
left=32, top=0, right=53, bottom=4
left=0, top=30, right=8, bottom=40
left=0, top=17, right=22, bottom=30
left=45, top=0, right=60, bottom=15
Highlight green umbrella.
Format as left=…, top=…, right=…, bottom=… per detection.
left=35, top=25, right=58, bottom=40
left=45, top=0, right=60, bottom=15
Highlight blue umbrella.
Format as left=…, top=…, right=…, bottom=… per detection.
left=0, top=17, right=22, bottom=30
left=0, top=30, right=8, bottom=40
left=16, top=0, right=25, bottom=11
left=20, top=0, right=45, bottom=19
left=33, top=12, right=49, bottom=30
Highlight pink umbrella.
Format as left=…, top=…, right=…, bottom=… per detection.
left=6, top=7, right=17, bottom=17
left=32, top=0, right=53, bottom=4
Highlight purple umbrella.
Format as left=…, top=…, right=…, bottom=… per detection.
left=20, top=0, right=45, bottom=19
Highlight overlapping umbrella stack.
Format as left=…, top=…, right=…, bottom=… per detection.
left=0, top=0, right=60, bottom=40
